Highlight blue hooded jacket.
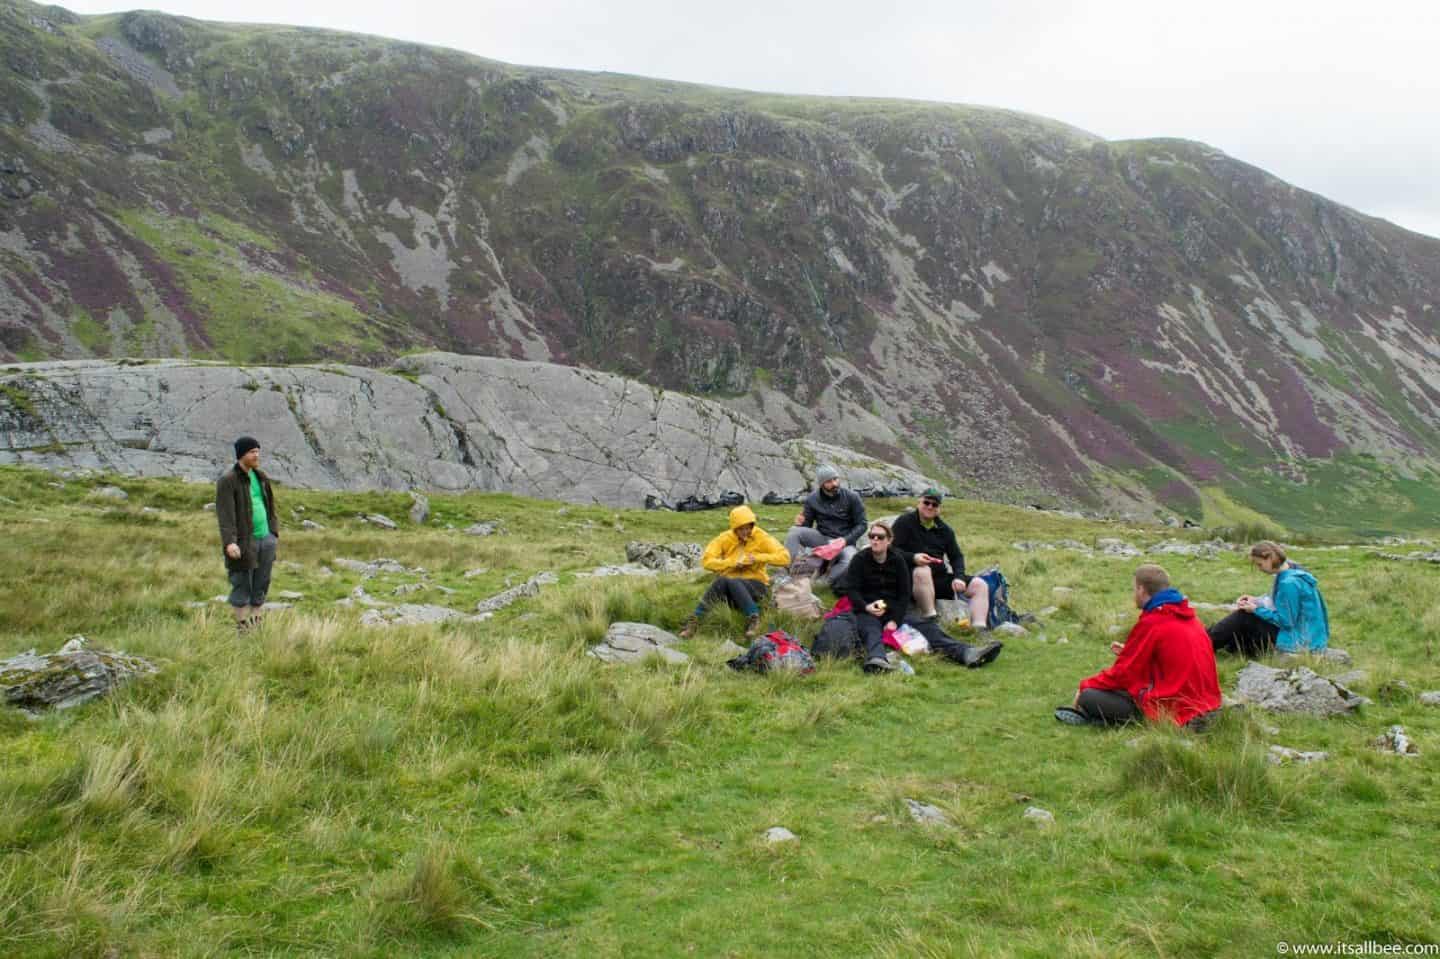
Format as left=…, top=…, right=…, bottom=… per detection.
left=1252, top=565, right=1330, bottom=652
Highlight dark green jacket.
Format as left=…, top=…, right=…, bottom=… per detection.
left=216, top=464, right=278, bottom=571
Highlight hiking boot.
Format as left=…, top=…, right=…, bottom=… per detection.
left=1054, top=705, right=1098, bottom=726
left=962, top=640, right=1003, bottom=669
left=863, top=656, right=895, bottom=674
left=744, top=614, right=764, bottom=638
left=678, top=617, right=699, bottom=639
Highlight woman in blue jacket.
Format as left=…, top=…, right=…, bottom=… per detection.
left=1208, top=541, right=1330, bottom=655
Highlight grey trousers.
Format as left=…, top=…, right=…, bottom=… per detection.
left=784, top=527, right=857, bottom=584
left=227, top=534, right=277, bottom=607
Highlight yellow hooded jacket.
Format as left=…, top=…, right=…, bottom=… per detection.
left=700, top=505, right=790, bottom=586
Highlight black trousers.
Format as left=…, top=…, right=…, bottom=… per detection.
left=854, top=612, right=896, bottom=662
left=1208, top=610, right=1279, bottom=657
left=903, top=616, right=974, bottom=664
left=697, top=577, right=768, bottom=615
left=1077, top=688, right=1142, bottom=725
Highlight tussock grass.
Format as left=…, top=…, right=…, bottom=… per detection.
left=2, top=466, right=1440, bottom=955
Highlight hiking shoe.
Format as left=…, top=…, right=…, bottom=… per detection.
left=678, top=617, right=699, bottom=639
left=962, top=640, right=1003, bottom=669
left=863, top=656, right=895, bottom=674
left=1053, top=705, right=1097, bottom=726
left=744, top=614, right=764, bottom=638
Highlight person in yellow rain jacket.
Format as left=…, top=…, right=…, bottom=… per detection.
left=679, top=504, right=790, bottom=639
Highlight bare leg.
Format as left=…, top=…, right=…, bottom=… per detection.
left=966, top=577, right=990, bottom=629
left=911, top=565, right=936, bottom=618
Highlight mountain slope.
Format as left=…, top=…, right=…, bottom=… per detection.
left=2, top=0, right=1439, bottom=530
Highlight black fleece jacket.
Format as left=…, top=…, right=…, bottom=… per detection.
left=841, top=547, right=911, bottom=624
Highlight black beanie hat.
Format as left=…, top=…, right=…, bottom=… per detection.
left=234, top=436, right=260, bottom=460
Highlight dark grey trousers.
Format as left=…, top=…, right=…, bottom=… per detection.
left=1076, top=688, right=1142, bottom=725
left=227, top=534, right=277, bottom=607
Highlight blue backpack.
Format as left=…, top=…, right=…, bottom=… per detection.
left=975, top=567, right=1021, bottom=629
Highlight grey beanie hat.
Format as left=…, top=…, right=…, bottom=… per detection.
left=816, top=464, right=840, bottom=484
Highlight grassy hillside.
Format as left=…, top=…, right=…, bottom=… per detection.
left=2, top=466, right=1439, bottom=956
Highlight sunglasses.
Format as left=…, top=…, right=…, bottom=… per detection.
left=920, top=499, right=941, bottom=507
left=867, top=532, right=889, bottom=541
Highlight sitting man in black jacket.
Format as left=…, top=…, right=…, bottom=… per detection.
left=841, top=521, right=912, bottom=673
left=890, top=489, right=992, bottom=628
left=785, top=464, right=867, bottom=584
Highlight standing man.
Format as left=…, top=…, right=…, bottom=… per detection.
left=216, top=436, right=279, bottom=634
left=1055, top=564, right=1220, bottom=727
left=840, top=521, right=912, bottom=674
left=785, top=464, right=867, bottom=584
left=890, top=488, right=991, bottom=628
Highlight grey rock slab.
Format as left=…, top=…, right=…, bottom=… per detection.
left=360, top=604, right=476, bottom=627
left=2, top=637, right=157, bottom=712
left=1267, top=745, right=1330, bottom=765
left=332, top=557, right=418, bottom=579
left=273, top=590, right=305, bottom=600
left=625, top=542, right=702, bottom=572
left=1374, top=725, right=1420, bottom=756
left=1419, top=691, right=1440, bottom=707
left=300, top=519, right=326, bottom=531
left=1233, top=662, right=1368, bottom=716
left=474, top=571, right=558, bottom=614
left=588, top=622, right=690, bottom=665
left=0, top=354, right=930, bottom=509
left=1023, top=806, right=1055, bottom=826
left=362, top=513, right=398, bottom=530
left=763, top=827, right=797, bottom=844
left=905, top=799, right=950, bottom=827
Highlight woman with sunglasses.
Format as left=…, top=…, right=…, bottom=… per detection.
left=840, top=521, right=912, bottom=673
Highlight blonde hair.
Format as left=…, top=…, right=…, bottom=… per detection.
left=1133, top=563, right=1171, bottom=596
left=868, top=521, right=893, bottom=541
left=1250, top=541, right=1287, bottom=564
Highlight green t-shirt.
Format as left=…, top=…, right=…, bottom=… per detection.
left=248, top=470, right=271, bottom=538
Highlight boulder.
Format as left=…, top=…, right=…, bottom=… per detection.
left=588, top=622, right=690, bottom=665
left=408, top=492, right=430, bottom=525
left=625, top=542, right=702, bottom=572
left=1233, top=662, right=1368, bottom=716
left=1420, top=691, right=1440, bottom=707
left=1023, top=806, right=1055, bottom=826
left=763, top=827, right=797, bottom=844
left=474, top=572, right=558, bottom=614
left=361, top=513, right=398, bottom=530
left=1373, top=725, right=1420, bottom=757
left=905, top=800, right=950, bottom=827
left=2, top=637, right=157, bottom=713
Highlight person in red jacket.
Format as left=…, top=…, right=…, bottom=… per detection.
left=1055, top=564, right=1221, bottom=728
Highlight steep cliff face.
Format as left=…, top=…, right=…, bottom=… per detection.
left=2, top=0, right=1438, bottom=529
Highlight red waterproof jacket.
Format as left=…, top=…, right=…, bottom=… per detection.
left=1079, top=599, right=1221, bottom=726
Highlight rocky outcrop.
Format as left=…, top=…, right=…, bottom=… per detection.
left=0, top=354, right=936, bottom=507
left=2, top=636, right=157, bottom=713
left=588, top=622, right=689, bottom=665
left=1232, top=662, right=1367, bottom=716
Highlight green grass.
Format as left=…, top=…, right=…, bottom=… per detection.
left=1, top=465, right=1439, bottom=956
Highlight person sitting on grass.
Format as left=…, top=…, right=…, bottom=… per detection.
left=1208, top=540, right=1330, bottom=657
left=785, top=464, right=868, bottom=585
left=680, top=505, right=790, bottom=639
left=890, top=488, right=991, bottom=629
left=840, top=520, right=913, bottom=674
left=1055, top=564, right=1221, bottom=728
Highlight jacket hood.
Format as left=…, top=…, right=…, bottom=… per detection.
left=1143, top=595, right=1197, bottom=620
left=728, top=505, right=758, bottom=530
left=1278, top=566, right=1318, bottom=587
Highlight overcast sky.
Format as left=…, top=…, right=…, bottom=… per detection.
left=62, top=0, right=1440, bottom=239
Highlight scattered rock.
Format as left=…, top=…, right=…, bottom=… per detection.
left=361, top=513, right=398, bottom=530
left=90, top=485, right=128, bottom=500
left=1096, top=538, right=1141, bottom=557
left=1267, top=745, right=1330, bottom=765
left=1148, top=539, right=1223, bottom=559
left=475, top=571, right=559, bottom=614
left=1233, top=662, right=1368, bottom=717
left=2, top=637, right=157, bottom=713
left=336, top=586, right=389, bottom=608
left=141, top=506, right=160, bottom=514
left=905, top=800, right=950, bottom=827
left=1331, top=670, right=1368, bottom=687
left=300, top=519, right=326, bottom=531
left=408, top=491, right=429, bottom=525
left=392, top=583, right=426, bottom=596
left=934, top=599, right=969, bottom=625
left=1419, top=691, right=1440, bottom=707
left=1373, top=725, right=1420, bottom=757
left=332, top=557, right=419, bottom=579
left=360, top=604, right=478, bottom=627
left=625, top=541, right=702, bottom=572
left=203, top=502, right=216, bottom=511
left=1023, top=806, right=1055, bottom=826
left=588, top=622, right=690, bottom=665
left=993, top=622, right=1027, bottom=636
left=576, top=564, right=659, bottom=578
left=763, top=827, right=797, bottom=844
left=464, top=521, right=501, bottom=537
left=463, top=567, right=491, bottom=578
left=273, top=590, right=304, bottom=600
